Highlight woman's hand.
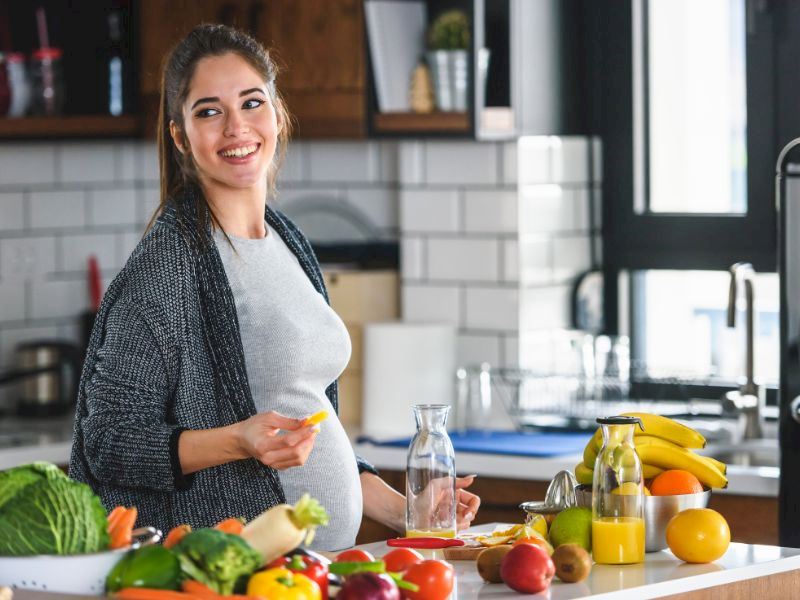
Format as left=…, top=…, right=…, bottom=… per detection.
left=236, top=411, right=318, bottom=470
left=456, top=475, right=481, bottom=531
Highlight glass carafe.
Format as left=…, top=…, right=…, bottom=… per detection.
left=592, top=416, right=645, bottom=564
left=406, top=404, right=456, bottom=538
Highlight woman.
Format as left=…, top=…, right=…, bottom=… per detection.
left=69, top=24, right=479, bottom=550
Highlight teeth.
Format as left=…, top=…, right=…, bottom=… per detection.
left=220, top=144, right=258, bottom=158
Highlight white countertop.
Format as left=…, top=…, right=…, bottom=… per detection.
left=358, top=524, right=800, bottom=599
left=352, top=441, right=779, bottom=498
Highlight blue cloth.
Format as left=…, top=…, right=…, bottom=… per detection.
left=358, top=430, right=588, bottom=458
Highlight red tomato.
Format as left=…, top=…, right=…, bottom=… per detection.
left=401, top=559, right=454, bottom=600
left=382, top=547, right=424, bottom=573
left=500, top=544, right=555, bottom=594
left=335, top=548, right=376, bottom=563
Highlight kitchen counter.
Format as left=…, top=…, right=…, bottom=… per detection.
left=9, top=525, right=800, bottom=599
left=354, top=523, right=800, bottom=599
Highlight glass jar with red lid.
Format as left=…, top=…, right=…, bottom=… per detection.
left=29, top=47, right=64, bottom=116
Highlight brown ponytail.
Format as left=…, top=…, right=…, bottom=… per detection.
left=147, top=24, right=292, bottom=237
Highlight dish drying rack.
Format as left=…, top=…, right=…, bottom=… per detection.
left=455, top=363, right=721, bottom=432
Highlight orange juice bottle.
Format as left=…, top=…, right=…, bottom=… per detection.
left=592, top=416, right=646, bottom=565
left=592, top=517, right=645, bottom=564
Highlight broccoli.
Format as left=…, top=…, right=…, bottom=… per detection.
left=173, top=528, right=262, bottom=595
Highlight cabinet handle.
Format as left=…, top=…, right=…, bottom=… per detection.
left=790, top=395, right=800, bottom=424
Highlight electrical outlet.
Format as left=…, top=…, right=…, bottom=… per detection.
left=0, top=237, right=56, bottom=280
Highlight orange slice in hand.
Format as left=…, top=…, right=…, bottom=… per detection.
left=304, top=410, right=329, bottom=427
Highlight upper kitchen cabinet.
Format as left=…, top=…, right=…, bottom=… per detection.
left=138, top=0, right=366, bottom=139
left=0, top=1, right=141, bottom=139
left=365, top=0, right=588, bottom=139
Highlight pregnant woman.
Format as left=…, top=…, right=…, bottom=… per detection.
left=69, top=23, right=479, bottom=550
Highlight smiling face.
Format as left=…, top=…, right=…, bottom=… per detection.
left=171, top=52, right=279, bottom=193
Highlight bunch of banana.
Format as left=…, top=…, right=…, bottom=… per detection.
left=573, top=412, right=728, bottom=489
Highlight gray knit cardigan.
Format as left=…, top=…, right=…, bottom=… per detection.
left=69, top=193, right=376, bottom=535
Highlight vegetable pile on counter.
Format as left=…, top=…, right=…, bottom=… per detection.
left=0, top=462, right=109, bottom=556
left=107, top=494, right=332, bottom=599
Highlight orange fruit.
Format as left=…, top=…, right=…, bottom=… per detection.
left=649, top=469, right=703, bottom=496
left=666, top=508, right=730, bottom=563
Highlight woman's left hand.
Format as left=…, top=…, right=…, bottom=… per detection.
left=455, top=475, right=481, bottom=531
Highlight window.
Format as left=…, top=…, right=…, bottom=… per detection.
left=593, top=0, right=778, bottom=398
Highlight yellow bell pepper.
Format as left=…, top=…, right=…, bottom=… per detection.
left=247, top=567, right=322, bottom=600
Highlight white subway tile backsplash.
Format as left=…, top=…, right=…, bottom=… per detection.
left=428, top=238, right=499, bottom=282
left=400, top=189, right=459, bottom=232
left=378, top=142, right=399, bottom=183
left=552, top=137, right=590, bottom=184
left=0, top=193, right=24, bottom=231
left=346, top=187, right=399, bottom=234
left=58, top=143, right=117, bottom=184
left=0, top=282, right=25, bottom=322
left=398, top=141, right=426, bottom=185
left=402, top=284, right=460, bottom=325
left=30, top=190, right=86, bottom=229
left=502, top=142, right=518, bottom=185
left=89, top=187, right=138, bottom=227
left=552, top=235, right=592, bottom=282
left=503, top=334, right=519, bottom=368
left=520, top=285, right=571, bottom=332
left=138, top=185, right=161, bottom=225
left=61, top=233, right=117, bottom=273
left=0, top=237, right=56, bottom=280
left=519, top=185, right=590, bottom=234
left=457, top=332, right=502, bottom=368
left=308, top=142, right=378, bottom=183
left=278, top=141, right=308, bottom=184
left=119, top=231, right=144, bottom=267
left=425, top=142, right=498, bottom=185
left=30, top=279, right=87, bottom=319
left=464, top=190, right=518, bottom=233
left=519, top=237, right=551, bottom=284
left=503, top=240, right=519, bottom=283
left=464, top=287, right=519, bottom=331
left=517, top=137, right=553, bottom=184
left=0, top=144, right=57, bottom=185
left=118, top=141, right=140, bottom=182
left=141, top=143, right=159, bottom=183
left=401, top=237, right=425, bottom=280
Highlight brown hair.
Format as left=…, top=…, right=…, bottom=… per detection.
left=147, top=23, right=292, bottom=237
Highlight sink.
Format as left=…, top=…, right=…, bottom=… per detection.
left=700, top=438, right=779, bottom=468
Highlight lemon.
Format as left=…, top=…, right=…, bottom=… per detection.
left=612, top=482, right=651, bottom=496
left=525, top=513, right=549, bottom=538
left=666, top=508, right=730, bottom=563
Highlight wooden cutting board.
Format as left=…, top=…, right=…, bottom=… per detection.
left=443, top=544, right=489, bottom=560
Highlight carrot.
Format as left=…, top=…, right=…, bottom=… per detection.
left=107, top=505, right=127, bottom=531
left=213, top=517, right=244, bottom=535
left=182, top=580, right=218, bottom=597
left=109, top=507, right=138, bottom=549
left=164, top=524, right=192, bottom=549
left=113, top=588, right=197, bottom=600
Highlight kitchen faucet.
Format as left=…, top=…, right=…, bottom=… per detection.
left=722, top=262, right=764, bottom=439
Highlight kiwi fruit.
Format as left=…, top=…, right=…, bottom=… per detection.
left=552, top=543, right=592, bottom=583
left=476, top=544, right=514, bottom=583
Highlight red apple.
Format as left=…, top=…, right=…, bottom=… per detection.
left=500, top=543, right=556, bottom=594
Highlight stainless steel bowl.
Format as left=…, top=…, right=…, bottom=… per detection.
left=575, top=485, right=711, bottom=552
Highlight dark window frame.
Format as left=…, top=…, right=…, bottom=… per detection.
left=591, top=0, right=779, bottom=401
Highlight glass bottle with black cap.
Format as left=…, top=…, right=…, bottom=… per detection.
left=592, top=415, right=646, bottom=564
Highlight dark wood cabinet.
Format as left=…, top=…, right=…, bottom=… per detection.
left=138, top=0, right=366, bottom=139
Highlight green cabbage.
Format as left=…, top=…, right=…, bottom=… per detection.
left=0, top=477, right=110, bottom=556
left=0, top=461, right=67, bottom=509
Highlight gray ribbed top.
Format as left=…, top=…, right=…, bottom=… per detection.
left=213, top=222, right=362, bottom=551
